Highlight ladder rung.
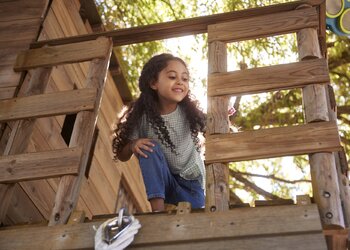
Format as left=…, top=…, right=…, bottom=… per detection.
left=205, top=121, right=341, bottom=164
left=0, top=147, right=82, bottom=183
left=208, top=59, right=329, bottom=96
left=0, top=88, right=97, bottom=122
left=14, top=37, right=110, bottom=71
left=208, top=7, right=318, bottom=43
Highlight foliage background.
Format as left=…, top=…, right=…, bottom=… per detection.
left=96, top=0, right=350, bottom=204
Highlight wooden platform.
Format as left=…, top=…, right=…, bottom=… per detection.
left=0, top=204, right=327, bottom=249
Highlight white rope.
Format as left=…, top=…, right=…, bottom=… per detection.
left=94, top=209, right=141, bottom=250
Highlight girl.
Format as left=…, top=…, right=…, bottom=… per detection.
left=112, top=53, right=206, bottom=211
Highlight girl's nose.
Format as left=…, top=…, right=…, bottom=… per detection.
left=176, top=78, right=184, bottom=85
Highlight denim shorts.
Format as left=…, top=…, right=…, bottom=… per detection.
left=138, top=142, right=205, bottom=209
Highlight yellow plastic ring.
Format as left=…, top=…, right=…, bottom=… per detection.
left=339, top=8, right=350, bottom=34
left=326, top=0, right=344, bottom=18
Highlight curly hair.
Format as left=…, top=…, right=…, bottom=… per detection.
left=112, top=53, right=206, bottom=160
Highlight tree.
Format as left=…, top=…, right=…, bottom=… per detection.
left=96, top=0, right=350, bottom=204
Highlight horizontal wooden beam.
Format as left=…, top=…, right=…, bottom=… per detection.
left=0, top=204, right=326, bottom=249
left=205, top=121, right=341, bottom=164
left=208, top=59, right=330, bottom=96
left=208, top=7, right=318, bottom=43
left=29, top=0, right=324, bottom=48
left=0, top=88, right=97, bottom=122
left=0, top=147, right=82, bottom=183
left=14, top=37, right=110, bottom=71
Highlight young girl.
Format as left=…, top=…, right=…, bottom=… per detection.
left=112, top=53, right=206, bottom=211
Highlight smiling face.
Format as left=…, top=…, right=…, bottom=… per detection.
left=150, top=59, right=190, bottom=114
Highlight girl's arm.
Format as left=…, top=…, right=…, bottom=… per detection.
left=118, top=138, right=155, bottom=162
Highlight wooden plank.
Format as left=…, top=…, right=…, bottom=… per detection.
left=208, top=7, right=318, bottom=43
left=30, top=0, right=324, bottom=48
left=0, top=88, right=97, bottom=122
left=0, top=204, right=326, bottom=249
left=128, top=234, right=327, bottom=250
left=88, top=157, right=117, bottom=213
left=51, top=0, right=80, bottom=37
left=205, top=121, right=342, bottom=164
left=14, top=37, right=111, bottom=71
left=0, top=19, right=42, bottom=45
left=296, top=10, right=345, bottom=228
left=67, top=210, right=86, bottom=224
left=4, top=184, right=45, bottom=226
left=254, top=199, right=294, bottom=206
left=206, top=41, right=230, bottom=212
left=0, top=67, right=52, bottom=224
left=0, top=147, right=82, bottom=183
left=297, top=195, right=312, bottom=205
left=0, top=87, right=16, bottom=100
left=0, top=0, right=48, bottom=22
left=208, top=59, right=330, bottom=96
left=324, top=228, right=349, bottom=250
left=49, top=39, right=113, bottom=225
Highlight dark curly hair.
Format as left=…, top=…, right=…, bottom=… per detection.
left=112, top=53, right=206, bottom=160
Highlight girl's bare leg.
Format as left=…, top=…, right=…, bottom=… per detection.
left=149, top=198, right=165, bottom=212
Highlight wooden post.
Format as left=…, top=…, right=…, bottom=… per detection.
left=49, top=37, right=112, bottom=225
left=326, top=85, right=350, bottom=228
left=206, top=41, right=230, bottom=212
left=0, top=67, right=52, bottom=224
left=296, top=4, right=344, bottom=227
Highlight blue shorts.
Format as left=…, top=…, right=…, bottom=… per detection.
left=138, top=143, right=205, bottom=209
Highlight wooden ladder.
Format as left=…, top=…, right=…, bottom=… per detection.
left=205, top=3, right=348, bottom=233
left=0, top=36, right=113, bottom=226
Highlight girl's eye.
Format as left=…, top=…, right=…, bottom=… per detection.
left=169, top=76, right=176, bottom=80
left=182, top=78, right=189, bottom=82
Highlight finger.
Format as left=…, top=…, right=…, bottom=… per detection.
left=136, top=148, right=148, bottom=158
left=138, top=139, right=155, bottom=147
left=140, top=145, right=153, bottom=152
left=143, top=141, right=155, bottom=147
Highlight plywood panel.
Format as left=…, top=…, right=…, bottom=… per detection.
left=0, top=87, right=16, bottom=100
left=0, top=19, right=41, bottom=45
left=88, top=157, right=117, bottom=213
left=5, top=184, right=45, bottom=225
left=0, top=0, right=48, bottom=22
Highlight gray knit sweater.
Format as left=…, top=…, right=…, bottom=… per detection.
left=130, top=106, right=205, bottom=188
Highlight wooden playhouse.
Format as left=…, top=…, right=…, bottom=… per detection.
left=0, top=0, right=349, bottom=249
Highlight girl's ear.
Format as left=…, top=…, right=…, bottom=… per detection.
left=150, top=82, right=158, bottom=90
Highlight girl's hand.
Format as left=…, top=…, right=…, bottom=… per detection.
left=130, top=138, right=155, bottom=158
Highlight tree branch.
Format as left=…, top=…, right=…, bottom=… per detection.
left=231, top=170, right=311, bottom=184
left=341, top=136, right=350, bottom=146
left=338, top=106, right=350, bottom=115
left=159, top=0, right=180, bottom=19
left=230, top=191, right=244, bottom=204
left=230, top=170, right=283, bottom=200
left=328, top=50, right=350, bottom=70
left=338, top=115, right=350, bottom=126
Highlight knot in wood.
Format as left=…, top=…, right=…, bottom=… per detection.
left=325, top=212, right=333, bottom=219
left=323, top=191, right=331, bottom=198
left=55, top=213, right=60, bottom=221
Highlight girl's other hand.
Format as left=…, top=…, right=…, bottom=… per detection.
left=130, top=138, right=155, bottom=158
